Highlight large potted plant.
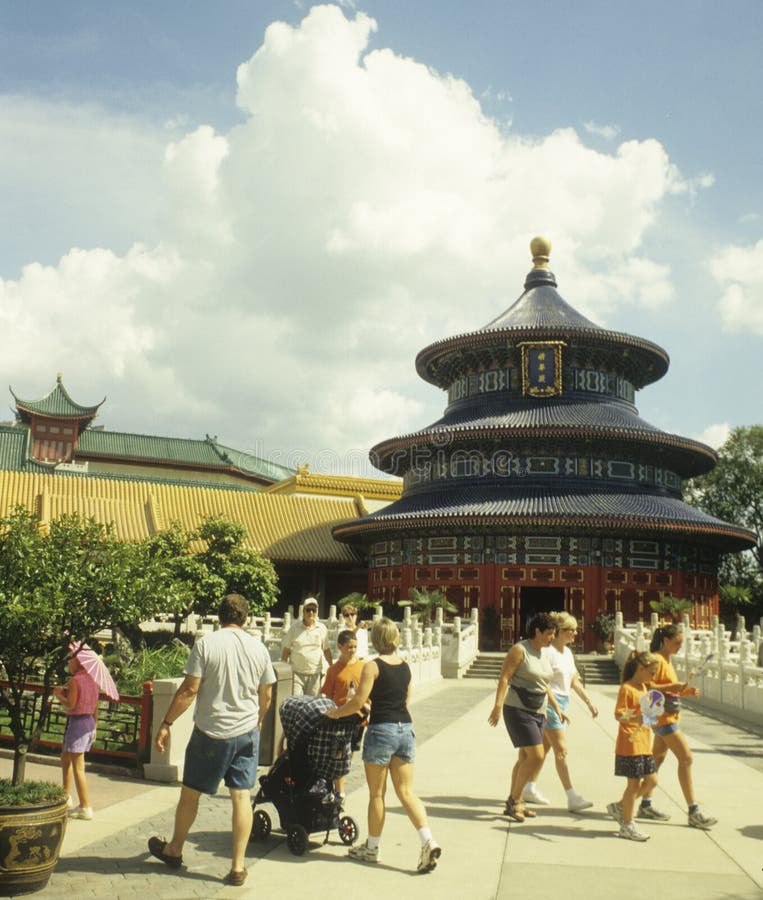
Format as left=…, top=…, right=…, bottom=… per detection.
left=0, top=507, right=177, bottom=895
left=589, top=612, right=616, bottom=654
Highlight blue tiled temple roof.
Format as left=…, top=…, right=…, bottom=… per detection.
left=416, top=262, right=669, bottom=390
left=333, top=485, right=754, bottom=552
left=370, top=398, right=717, bottom=479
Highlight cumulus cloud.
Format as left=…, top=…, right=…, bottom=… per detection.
left=694, top=423, right=730, bottom=450
left=708, top=239, right=763, bottom=334
left=0, top=3, right=704, bottom=468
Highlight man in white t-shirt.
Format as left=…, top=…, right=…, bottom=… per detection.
left=148, top=594, right=276, bottom=888
left=281, top=597, right=333, bottom=696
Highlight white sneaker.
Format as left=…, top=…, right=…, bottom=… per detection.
left=417, top=839, right=441, bottom=874
left=567, top=791, right=594, bottom=812
left=606, top=801, right=624, bottom=824
left=619, top=821, right=650, bottom=841
left=68, top=806, right=93, bottom=820
left=66, top=795, right=75, bottom=809
left=522, top=786, right=550, bottom=805
left=348, top=841, right=379, bottom=863
left=688, top=806, right=717, bottom=830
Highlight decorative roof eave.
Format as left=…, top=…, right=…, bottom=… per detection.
left=11, top=375, right=105, bottom=423
left=333, top=513, right=755, bottom=554
left=416, top=327, right=669, bottom=390
left=370, top=426, right=717, bottom=478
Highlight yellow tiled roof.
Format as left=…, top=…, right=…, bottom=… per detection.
left=0, top=471, right=365, bottom=564
left=265, top=468, right=402, bottom=500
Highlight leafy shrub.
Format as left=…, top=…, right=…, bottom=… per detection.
left=112, top=642, right=191, bottom=695
left=0, top=779, right=67, bottom=807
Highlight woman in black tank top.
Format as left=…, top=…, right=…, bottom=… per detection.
left=327, top=617, right=442, bottom=873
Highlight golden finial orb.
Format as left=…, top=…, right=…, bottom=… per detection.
left=530, top=236, right=551, bottom=269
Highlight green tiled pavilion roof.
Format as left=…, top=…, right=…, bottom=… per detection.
left=11, top=375, right=104, bottom=421
left=76, top=429, right=294, bottom=484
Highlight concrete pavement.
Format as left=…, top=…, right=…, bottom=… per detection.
left=3, top=676, right=762, bottom=899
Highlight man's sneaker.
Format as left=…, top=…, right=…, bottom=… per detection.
left=606, top=801, right=624, bottom=824
left=68, top=806, right=93, bottom=820
left=688, top=807, right=717, bottom=830
left=567, top=791, right=594, bottom=812
left=522, top=785, right=550, bottom=805
left=619, top=821, right=650, bottom=842
left=637, top=802, right=671, bottom=821
left=417, top=839, right=441, bottom=874
left=66, top=795, right=75, bottom=809
left=349, top=842, right=379, bottom=863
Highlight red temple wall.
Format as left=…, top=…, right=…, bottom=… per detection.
left=368, top=562, right=718, bottom=651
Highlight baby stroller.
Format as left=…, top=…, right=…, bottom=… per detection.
left=250, top=695, right=361, bottom=856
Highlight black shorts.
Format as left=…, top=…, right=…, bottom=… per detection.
left=615, top=754, right=656, bottom=779
left=503, top=705, right=545, bottom=748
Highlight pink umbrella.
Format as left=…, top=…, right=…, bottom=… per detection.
left=69, top=641, right=120, bottom=701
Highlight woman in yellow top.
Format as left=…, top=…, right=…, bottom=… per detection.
left=637, top=623, right=717, bottom=829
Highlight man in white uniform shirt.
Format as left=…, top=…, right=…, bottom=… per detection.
left=281, top=597, right=333, bottom=696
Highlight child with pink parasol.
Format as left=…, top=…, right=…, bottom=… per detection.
left=52, top=641, right=119, bottom=820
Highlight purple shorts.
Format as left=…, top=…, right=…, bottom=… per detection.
left=63, top=714, right=96, bottom=754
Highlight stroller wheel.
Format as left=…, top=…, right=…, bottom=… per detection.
left=338, top=815, right=358, bottom=845
left=250, top=809, right=272, bottom=842
left=286, top=824, right=309, bottom=856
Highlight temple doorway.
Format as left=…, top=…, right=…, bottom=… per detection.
left=518, top=586, right=565, bottom=638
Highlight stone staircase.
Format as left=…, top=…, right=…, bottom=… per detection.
left=464, top=651, right=621, bottom=685
left=575, top=653, right=620, bottom=686
left=464, top=652, right=504, bottom=680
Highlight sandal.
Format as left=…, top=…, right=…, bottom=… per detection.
left=521, top=805, right=537, bottom=818
left=502, top=797, right=525, bottom=822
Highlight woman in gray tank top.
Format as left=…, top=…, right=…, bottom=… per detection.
left=488, top=612, right=568, bottom=822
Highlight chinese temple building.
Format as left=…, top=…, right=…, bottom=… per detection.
left=1, top=378, right=401, bottom=609
left=333, top=238, right=756, bottom=649
left=6, top=374, right=293, bottom=488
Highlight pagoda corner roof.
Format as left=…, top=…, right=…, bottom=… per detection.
left=11, top=376, right=104, bottom=422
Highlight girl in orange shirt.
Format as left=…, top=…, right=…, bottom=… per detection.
left=606, top=650, right=659, bottom=841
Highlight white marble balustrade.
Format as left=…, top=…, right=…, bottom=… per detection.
left=613, top=610, right=763, bottom=727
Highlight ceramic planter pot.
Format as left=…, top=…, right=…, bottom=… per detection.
left=0, top=797, right=67, bottom=896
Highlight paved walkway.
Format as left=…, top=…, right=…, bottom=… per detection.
left=3, top=677, right=762, bottom=900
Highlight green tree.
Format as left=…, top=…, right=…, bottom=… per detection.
left=0, top=508, right=177, bottom=784
left=687, top=425, right=763, bottom=617
left=147, top=515, right=279, bottom=634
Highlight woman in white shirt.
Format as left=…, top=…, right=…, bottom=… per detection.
left=523, top=612, right=599, bottom=812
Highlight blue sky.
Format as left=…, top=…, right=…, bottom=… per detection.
left=1, top=1, right=761, bottom=473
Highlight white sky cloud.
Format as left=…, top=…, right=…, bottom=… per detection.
left=583, top=120, right=620, bottom=140
left=708, top=239, right=763, bottom=335
left=0, top=4, right=753, bottom=467
left=694, top=422, right=730, bottom=450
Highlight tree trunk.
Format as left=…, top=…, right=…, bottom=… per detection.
left=11, top=745, right=27, bottom=786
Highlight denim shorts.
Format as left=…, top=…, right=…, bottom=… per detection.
left=362, top=722, right=416, bottom=765
left=183, top=726, right=260, bottom=795
left=544, top=693, right=569, bottom=731
left=653, top=722, right=681, bottom=738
